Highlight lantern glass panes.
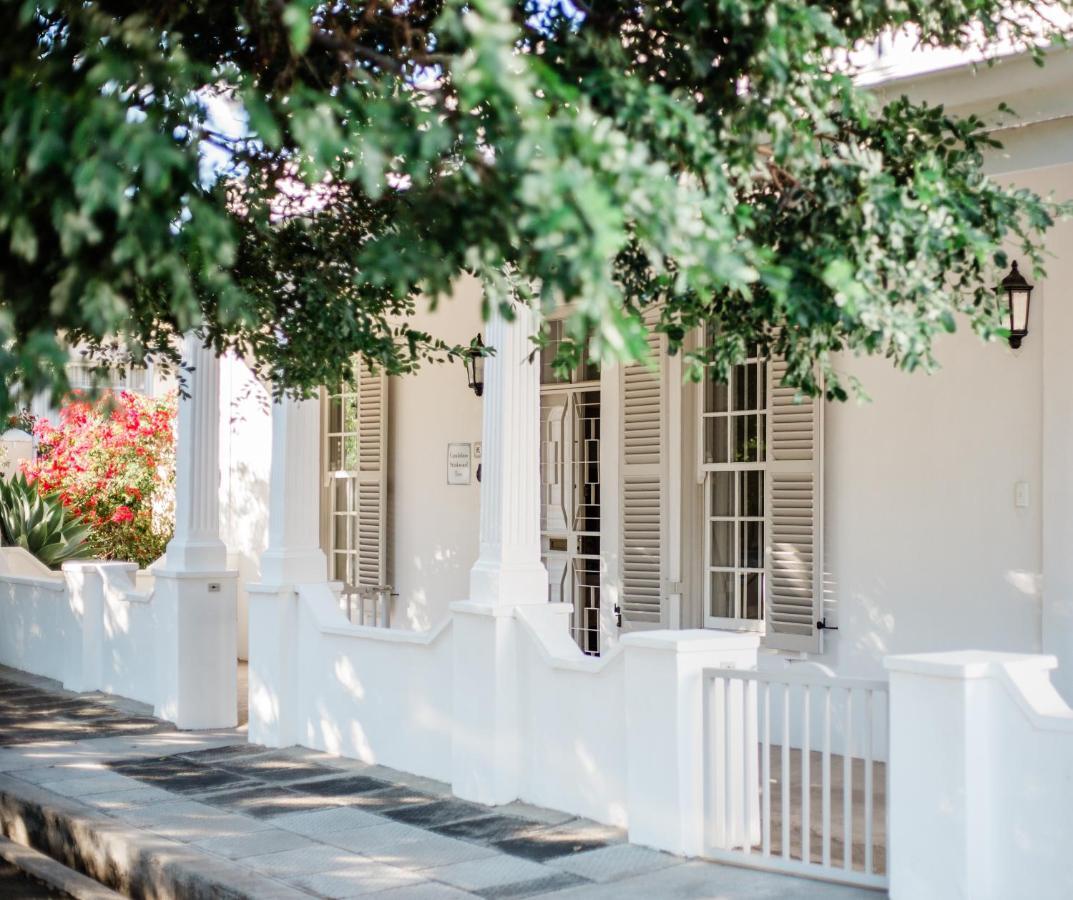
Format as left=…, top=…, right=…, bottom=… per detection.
left=465, top=335, right=485, bottom=396
left=1001, top=261, right=1033, bottom=349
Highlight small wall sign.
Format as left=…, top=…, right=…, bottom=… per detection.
left=447, top=443, right=472, bottom=485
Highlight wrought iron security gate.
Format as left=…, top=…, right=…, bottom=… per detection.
left=702, top=665, right=889, bottom=890
left=540, top=386, right=602, bottom=654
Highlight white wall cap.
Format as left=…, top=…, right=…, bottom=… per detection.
left=621, top=629, right=761, bottom=654
left=449, top=599, right=518, bottom=618
left=1, top=428, right=32, bottom=440
left=885, top=649, right=1058, bottom=679
left=61, top=560, right=138, bottom=573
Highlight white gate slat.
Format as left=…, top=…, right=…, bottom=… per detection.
left=801, top=686, right=810, bottom=866
left=702, top=666, right=888, bottom=891
left=822, top=686, right=831, bottom=868
left=762, top=682, right=771, bottom=857
left=781, top=684, right=790, bottom=861
left=864, top=688, right=875, bottom=876
left=843, top=689, right=853, bottom=872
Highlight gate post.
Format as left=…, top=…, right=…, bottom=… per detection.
left=621, top=630, right=759, bottom=857
left=452, top=302, right=548, bottom=806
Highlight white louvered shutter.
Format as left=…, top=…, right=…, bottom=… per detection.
left=764, top=358, right=823, bottom=652
left=355, top=367, right=389, bottom=588
left=620, top=324, right=666, bottom=628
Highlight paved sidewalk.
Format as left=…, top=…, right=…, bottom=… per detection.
left=0, top=667, right=879, bottom=899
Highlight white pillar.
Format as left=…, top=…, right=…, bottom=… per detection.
left=621, top=630, right=759, bottom=856
left=452, top=303, right=548, bottom=805
left=151, top=332, right=237, bottom=729
left=468, top=303, right=547, bottom=608
left=248, top=394, right=327, bottom=747
left=259, top=396, right=327, bottom=586
left=165, top=331, right=227, bottom=571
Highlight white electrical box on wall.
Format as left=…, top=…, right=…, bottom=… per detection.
left=1015, top=481, right=1030, bottom=509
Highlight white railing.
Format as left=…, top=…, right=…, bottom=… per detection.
left=703, top=665, right=889, bottom=890
left=338, top=584, right=395, bottom=627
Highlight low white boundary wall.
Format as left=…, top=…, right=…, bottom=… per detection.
left=248, top=585, right=761, bottom=856
left=887, top=651, right=1073, bottom=900
left=0, top=548, right=237, bottom=728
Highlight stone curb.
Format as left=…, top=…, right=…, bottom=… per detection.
left=0, top=833, right=125, bottom=900
left=0, top=775, right=310, bottom=900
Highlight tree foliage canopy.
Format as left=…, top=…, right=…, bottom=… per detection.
left=1, top=0, right=1070, bottom=411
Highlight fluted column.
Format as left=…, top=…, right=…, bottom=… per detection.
left=468, top=303, right=548, bottom=606
left=165, top=331, right=226, bottom=571
left=259, top=395, right=327, bottom=586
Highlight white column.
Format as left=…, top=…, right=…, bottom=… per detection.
left=259, top=396, right=327, bottom=586
left=468, top=303, right=547, bottom=607
left=248, top=394, right=326, bottom=747
left=165, top=331, right=227, bottom=571
left=452, top=303, right=547, bottom=805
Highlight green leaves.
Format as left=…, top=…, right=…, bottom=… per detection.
left=1, top=0, right=1070, bottom=409
left=0, top=474, right=93, bottom=569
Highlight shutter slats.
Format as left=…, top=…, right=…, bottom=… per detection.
left=621, top=322, right=665, bottom=626
left=765, top=359, right=823, bottom=652
left=356, top=370, right=388, bottom=588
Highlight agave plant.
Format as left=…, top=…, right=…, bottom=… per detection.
left=0, top=474, right=93, bottom=568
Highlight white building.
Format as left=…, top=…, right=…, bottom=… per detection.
left=3, top=41, right=1073, bottom=900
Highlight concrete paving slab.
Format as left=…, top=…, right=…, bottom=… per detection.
left=325, top=822, right=498, bottom=870
left=192, top=828, right=320, bottom=860
left=361, top=884, right=477, bottom=899
left=78, top=786, right=178, bottom=812
left=423, top=854, right=555, bottom=892
left=240, top=843, right=366, bottom=877
left=285, top=858, right=426, bottom=898
left=271, top=805, right=385, bottom=837
left=546, top=843, right=683, bottom=883
left=37, top=773, right=140, bottom=798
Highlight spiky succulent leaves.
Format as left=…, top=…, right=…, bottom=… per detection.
left=0, top=474, right=93, bottom=568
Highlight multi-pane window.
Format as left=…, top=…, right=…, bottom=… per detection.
left=325, top=377, right=362, bottom=589
left=701, top=347, right=767, bottom=627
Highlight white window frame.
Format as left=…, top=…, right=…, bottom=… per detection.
left=698, top=347, right=768, bottom=634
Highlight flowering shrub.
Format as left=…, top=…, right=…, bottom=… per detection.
left=22, top=391, right=176, bottom=568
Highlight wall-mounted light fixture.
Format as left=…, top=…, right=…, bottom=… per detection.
left=464, top=335, right=485, bottom=397
left=1000, top=261, right=1033, bottom=349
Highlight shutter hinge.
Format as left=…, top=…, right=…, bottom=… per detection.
left=614, top=603, right=622, bottom=628
left=816, top=618, right=838, bottom=631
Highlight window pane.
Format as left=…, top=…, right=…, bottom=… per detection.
left=332, top=552, right=349, bottom=582
left=742, top=470, right=763, bottom=517
left=704, top=417, right=729, bottom=464
left=710, top=522, right=734, bottom=568
left=732, top=366, right=748, bottom=411
left=333, top=515, right=348, bottom=550
left=740, top=521, right=762, bottom=569
left=334, top=478, right=349, bottom=512
left=710, top=471, right=734, bottom=517
left=743, top=573, right=763, bottom=620
left=745, top=364, right=758, bottom=411
left=329, top=436, right=343, bottom=470
left=733, top=415, right=760, bottom=463
left=329, top=398, right=342, bottom=432
left=710, top=572, right=734, bottom=619
left=343, top=435, right=359, bottom=470
left=706, top=377, right=728, bottom=414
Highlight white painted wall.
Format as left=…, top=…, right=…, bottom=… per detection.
left=887, top=650, right=1073, bottom=900
left=388, top=280, right=484, bottom=629
left=809, top=161, right=1073, bottom=686
left=293, top=583, right=455, bottom=782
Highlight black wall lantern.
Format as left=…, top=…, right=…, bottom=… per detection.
left=1000, top=261, right=1034, bottom=349
left=464, top=335, right=485, bottom=397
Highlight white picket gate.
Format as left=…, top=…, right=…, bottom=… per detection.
left=702, top=665, right=889, bottom=890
